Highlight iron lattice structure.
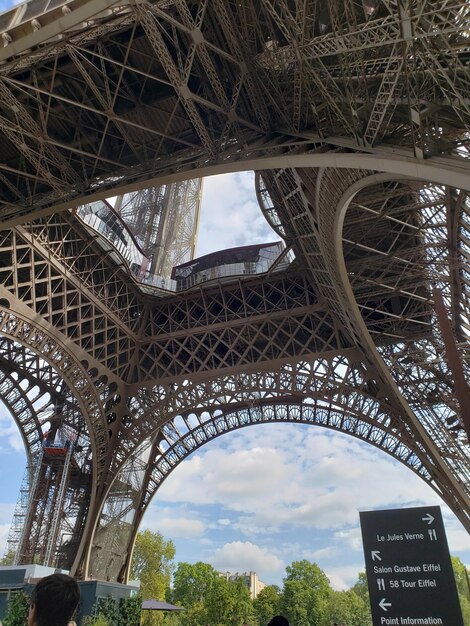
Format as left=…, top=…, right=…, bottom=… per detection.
left=0, top=0, right=469, bottom=582
left=115, top=179, right=202, bottom=277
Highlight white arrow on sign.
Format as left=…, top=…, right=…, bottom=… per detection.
left=422, top=513, right=435, bottom=525
left=379, top=599, right=392, bottom=612
left=371, top=550, right=382, bottom=561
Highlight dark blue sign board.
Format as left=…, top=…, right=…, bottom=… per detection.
left=360, top=506, right=463, bottom=626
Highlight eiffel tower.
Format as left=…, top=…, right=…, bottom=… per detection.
left=0, top=0, right=469, bottom=583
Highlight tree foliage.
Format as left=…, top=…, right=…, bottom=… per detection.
left=130, top=530, right=176, bottom=626
left=350, top=573, right=372, bottom=626
left=226, top=577, right=256, bottom=626
left=82, top=598, right=119, bottom=626
left=170, top=562, right=219, bottom=626
left=3, top=590, right=30, bottom=626
left=134, top=553, right=470, bottom=626
left=166, top=558, right=376, bottom=626
left=324, top=589, right=368, bottom=626
left=351, top=573, right=368, bottom=602
left=452, top=557, right=470, bottom=626
left=118, top=595, right=143, bottom=626
left=460, top=596, right=470, bottom=626
left=172, top=561, right=220, bottom=608
left=98, top=597, right=119, bottom=626
left=131, top=530, right=176, bottom=599
left=205, top=575, right=234, bottom=626
left=253, top=585, right=281, bottom=625
left=82, top=615, right=110, bottom=626
left=0, top=551, right=15, bottom=566
left=171, top=563, right=257, bottom=626
left=280, top=560, right=331, bottom=626
left=281, top=579, right=311, bottom=626
left=452, top=556, right=470, bottom=599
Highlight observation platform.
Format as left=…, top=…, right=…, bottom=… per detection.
left=76, top=200, right=292, bottom=293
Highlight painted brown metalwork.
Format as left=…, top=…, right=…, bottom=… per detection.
left=0, top=0, right=469, bottom=582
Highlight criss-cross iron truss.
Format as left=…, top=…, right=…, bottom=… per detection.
left=114, top=179, right=202, bottom=276
left=0, top=0, right=470, bottom=582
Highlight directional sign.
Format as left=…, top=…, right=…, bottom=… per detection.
left=360, top=506, right=463, bottom=626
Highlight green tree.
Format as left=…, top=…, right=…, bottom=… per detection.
left=161, top=612, right=184, bottom=626
left=118, top=595, right=143, bottom=626
left=130, top=530, right=176, bottom=626
left=253, top=585, right=281, bottom=626
left=460, top=596, right=470, bottom=626
left=284, top=560, right=331, bottom=593
left=452, top=557, right=470, bottom=626
left=323, top=589, right=366, bottom=626
left=281, top=580, right=310, bottom=626
left=131, top=530, right=176, bottom=598
left=82, top=599, right=118, bottom=626
left=171, top=561, right=220, bottom=607
left=452, top=556, right=470, bottom=599
left=97, top=598, right=119, bottom=626
left=0, top=551, right=15, bottom=565
left=204, top=575, right=256, bottom=626
left=171, top=562, right=220, bottom=626
left=174, top=599, right=206, bottom=626
left=171, top=563, right=257, bottom=626
left=82, top=615, right=110, bottom=626
left=280, top=560, right=331, bottom=626
left=4, top=591, right=31, bottom=626
left=205, top=575, right=234, bottom=626
left=227, top=577, right=256, bottom=626
left=351, top=573, right=368, bottom=603
left=351, top=573, right=372, bottom=626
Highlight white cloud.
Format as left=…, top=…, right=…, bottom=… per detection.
left=199, top=538, right=214, bottom=546
left=155, top=517, right=205, bottom=538
left=157, top=425, right=440, bottom=536
left=149, top=423, right=470, bottom=588
left=332, top=526, right=364, bottom=552
left=444, top=519, right=470, bottom=554
left=209, top=541, right=284, bottom=580
left=0, top=504, right=16, bottom=555
left=0, top=406, right=25, bottom=453
left=0, top=504, right=15, bottom=524
left=304, top=545, right=339, bottom=561
left=197, top=172, right=278, bottom=257
left=140, top=504, right=206, bottom=538
left=0, top=524, right=11, bottom=555
left=325, top=563, right=365, bottom=591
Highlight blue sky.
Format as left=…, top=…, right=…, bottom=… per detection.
left=0, top=0, right=17, bottom=13
left=1, top=172, right=470, bottom=590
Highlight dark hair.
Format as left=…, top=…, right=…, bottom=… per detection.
left=30, top=573, right=80, bottom=626
left=267, top=616, right=289, bottom=626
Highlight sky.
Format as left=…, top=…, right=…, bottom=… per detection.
left=0, top=0, right=18, bottom=13
left=1, top=171, right=470, bottom=592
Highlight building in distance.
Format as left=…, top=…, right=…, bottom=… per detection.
left=219, top=570, right=267, bottom=599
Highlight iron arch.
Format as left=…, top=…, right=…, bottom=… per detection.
left=0, top=306, right=108, bottom=570
left=118, top=397, right=451, bottom=584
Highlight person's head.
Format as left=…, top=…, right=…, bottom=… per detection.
left=267, top=616, right=289, bottom=626
left=28, top=573, right=80, bottom=626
